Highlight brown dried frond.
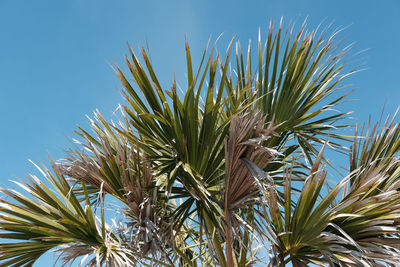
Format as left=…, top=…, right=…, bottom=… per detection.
left=60, top=132, right=155, bottom=208
left=60, top=137, right=172, bottom=257
left=60, top=150, right=115, bottom=195
left=224, top=111, right=278, bottom=211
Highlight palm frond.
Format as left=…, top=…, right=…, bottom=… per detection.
left=224, top=111, right=277, bottom=211
left=249, top=135, right=400, bottom=266
left=228, top=19, right=354, bottom=166
left=0, top=160, right=131, bottom=267
left=60, top=113, right=185, bottom=265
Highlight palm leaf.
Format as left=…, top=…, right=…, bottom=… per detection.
left=0, top=161, right=132, bottom=267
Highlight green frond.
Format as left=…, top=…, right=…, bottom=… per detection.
left=227, top=20, right=354, bottom=166
left=249, top=135, right=400, bottom=266
left=0, top=161, right=130, bottom=267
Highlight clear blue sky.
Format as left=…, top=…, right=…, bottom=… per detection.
left=0, top=0, right=399, bottom=265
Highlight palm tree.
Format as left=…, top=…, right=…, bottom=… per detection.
left=0, top=20, right=399, bottom=266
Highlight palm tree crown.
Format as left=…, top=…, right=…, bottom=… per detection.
left=0, top=20, right=399, bottom=266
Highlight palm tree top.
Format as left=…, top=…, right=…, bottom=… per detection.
left=0, top=19, right=399, bottom=266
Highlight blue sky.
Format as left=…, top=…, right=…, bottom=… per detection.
left=0, top=0, right=399, bottom=265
